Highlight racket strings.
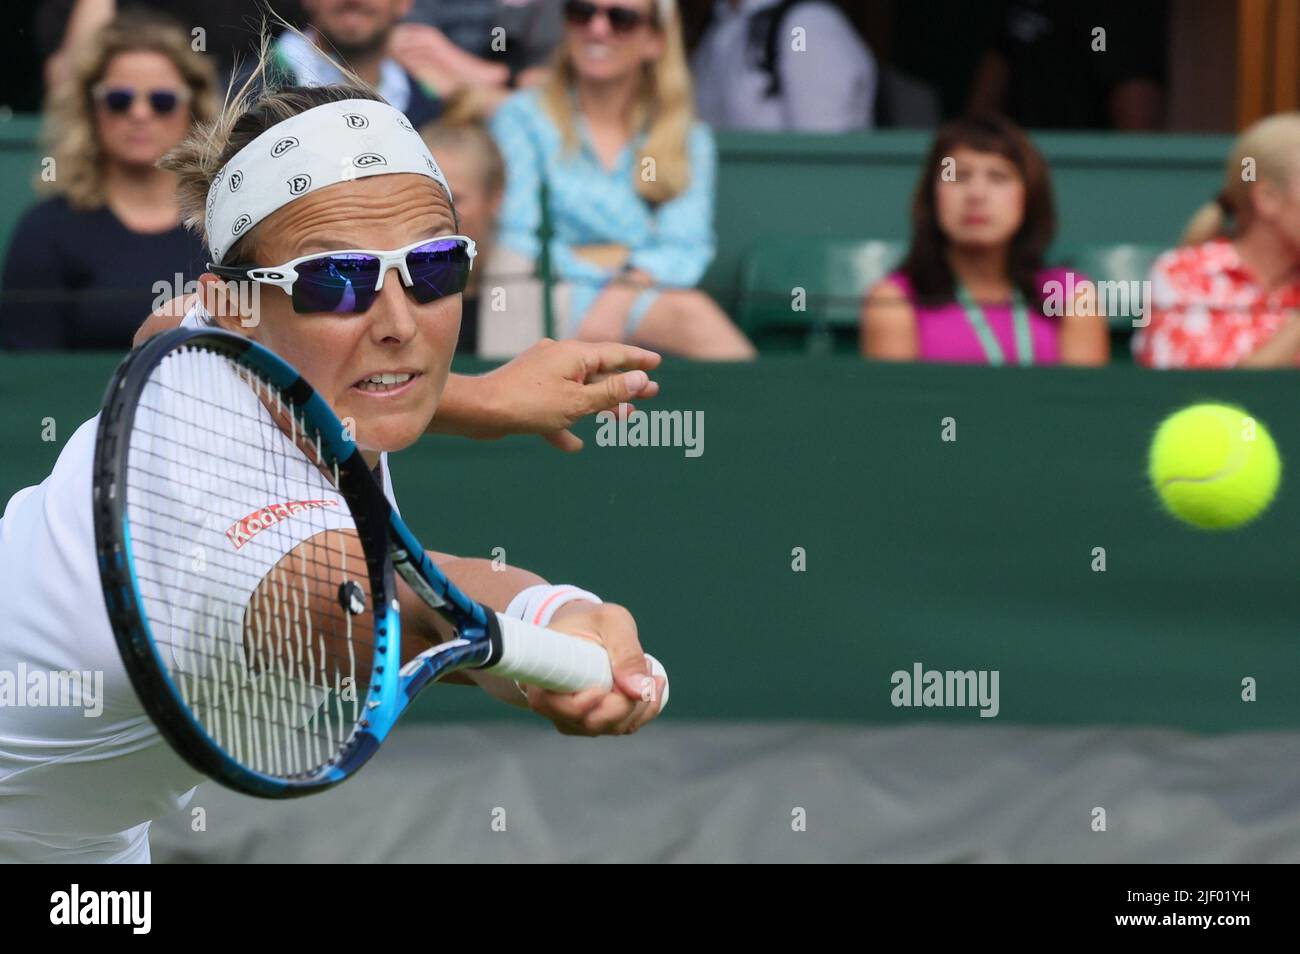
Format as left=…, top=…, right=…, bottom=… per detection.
left=139, top=362, right=343, bottom=475
left=125, top=345, right=381, bottom=780
left=132, top=550, right=378, bottom=674
left=127, top=533, right=375, bottom=629
left=128, top=397, right=338, bottom=472
left=125, top=445, right=330, bottom=511
left=137, top=617, right=372, bottom=673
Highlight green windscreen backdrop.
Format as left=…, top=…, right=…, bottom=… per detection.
left=2, top=353, right=1298, bottom=733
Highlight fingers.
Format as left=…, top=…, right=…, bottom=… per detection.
left=527, top=684, right=650, bottom=736
left=538, top=384, right=655, bottom=452
left=582, top=604, right=649, bottom=697
left=537, top=675, right=663, bottom=736
left=528, top=602, right=664, bottom=736
left=572, top=692, right=636, bottom=734
left=611, top=677, right=665, bottom=734
left=609, top=674, right=661, bottom=735
left=525, top=685, right=606, bottom=734
left=581, top=370, right=656, bottom=421
left=583, top=342, right=663, bottom=374
left=604, top=369, right=651, bottom=407
left=541, top=428, right=584, bottom=453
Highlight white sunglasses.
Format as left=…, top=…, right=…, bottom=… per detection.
left=207, top=235, right=478, bottom=314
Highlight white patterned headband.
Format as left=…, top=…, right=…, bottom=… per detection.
left=204, top=98, right=451, bottom=264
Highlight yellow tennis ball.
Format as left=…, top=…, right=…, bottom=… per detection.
left=1148, top=403, right=1281, bottom=530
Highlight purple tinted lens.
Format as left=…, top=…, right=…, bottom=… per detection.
left=287, top=240, right=470, bottom=314
left=405, top=239, right=471, bottom=304
left=148, top=90, right=180, bottom=115
left=103, top=89, right=134, bottom=113
left=291, top=254, right=382, bottom=314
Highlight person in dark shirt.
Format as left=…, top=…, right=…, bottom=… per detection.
left=967, top=0, right=1168, bottom=131
left=0, top=13, right=218, bottom=350
left=268, top=0, right=443, bottom=129
left=391, top=0, right=562, bottom=115
left=2, top=200, right=208, bottom=350
left=38, top=0, right=308, bottom=94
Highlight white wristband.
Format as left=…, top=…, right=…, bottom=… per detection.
left=504, top=583, right=603, bottom=628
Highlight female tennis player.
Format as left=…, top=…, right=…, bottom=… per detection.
left=0, top=64, right=666, bottom=864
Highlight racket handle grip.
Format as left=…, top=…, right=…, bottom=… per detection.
left=491, top=612, right=613, bottom=691
left=490, top=613, right=670, bottom=710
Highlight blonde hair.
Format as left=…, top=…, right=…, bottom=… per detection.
left=41, top=13, right=218, bottom=210
left=160, top=29, right=391, bottom=264
left=540, top=0, right=695, bottom=204
left=1182, top=112, right=1300, bottom=246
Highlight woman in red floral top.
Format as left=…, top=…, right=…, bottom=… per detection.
left=1133, top=112, right=1300, bottom=368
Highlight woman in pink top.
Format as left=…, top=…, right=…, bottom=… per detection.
left=860, top=115, right=1108, bottom=365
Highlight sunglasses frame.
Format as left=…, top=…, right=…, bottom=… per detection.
left=207, top=235, right=478, bottom=315
left=92, top=83, right=193, bottom=115
left=563, top=0, right=655, bottom=33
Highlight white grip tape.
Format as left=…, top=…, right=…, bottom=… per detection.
left=491, top=612, right=614, bottom=692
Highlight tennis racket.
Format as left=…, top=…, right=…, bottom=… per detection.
left=93, top=327, right=666, bottom=798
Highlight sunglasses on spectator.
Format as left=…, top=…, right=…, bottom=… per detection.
left=563, top=0, right=654, bottom=34
left=207, top=236, right=477, bottom=315
left=93, top=84, right=192, bottom=116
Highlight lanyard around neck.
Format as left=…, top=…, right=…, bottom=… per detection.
left=954, top=283, right=1034, bottom=367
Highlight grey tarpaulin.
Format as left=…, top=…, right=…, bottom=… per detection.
left=149, top=723, right=1300, bottom=863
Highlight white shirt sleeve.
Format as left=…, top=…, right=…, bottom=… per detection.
left=776, top=3, right=877, bottom=131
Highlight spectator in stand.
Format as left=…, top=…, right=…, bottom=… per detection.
left=0, top=13, right=217, bottom=350
left=489, top=0, right=754, bottom=358
left=689, top=0, right=876, bottom=132
left=967, top=0, right=1167, bottom=131
left=421, top=103, right=508, bottom=357
left=40, top=0, right=308, bottom=93
left=391, top=0, right=562, bottom=115
left=1133, top=113, right=1300, bottom=369
left=860, top=115, right=1109, bottom=366
left=269, top=0, right=442, bottom=127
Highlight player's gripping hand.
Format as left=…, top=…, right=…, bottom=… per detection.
left=521, top=602, right=666, bottom=736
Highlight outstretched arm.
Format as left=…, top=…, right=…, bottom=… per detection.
left=248, top=531, right=664, bottom=736
left=432, top=338, right=661, bottom=450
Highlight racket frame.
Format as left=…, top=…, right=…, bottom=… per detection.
left=95, top=328, right=617, bottom=799
left=96, top=329, right=405, bottom=796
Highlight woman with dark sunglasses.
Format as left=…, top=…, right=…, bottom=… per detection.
left=0, top=13, right=216, bottom=351
left=0, top=36, right=667, bottom=862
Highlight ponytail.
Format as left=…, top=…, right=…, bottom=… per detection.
left=1180, top=194, right=1229, bottom=246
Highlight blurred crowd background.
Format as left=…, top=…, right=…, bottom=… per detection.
left=2, top=0, right=1299, bottom=371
